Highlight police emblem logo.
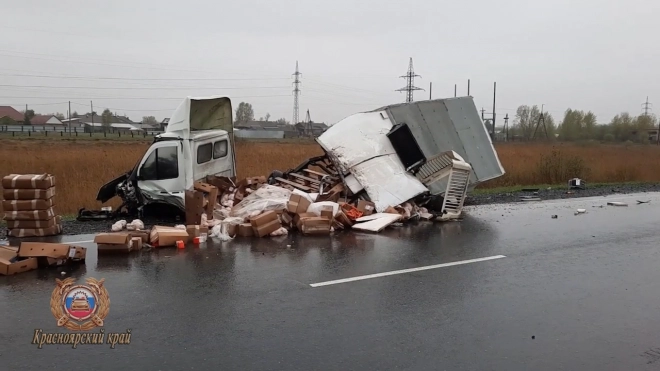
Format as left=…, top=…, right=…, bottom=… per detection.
left=50, top=277, right=110, bottom=331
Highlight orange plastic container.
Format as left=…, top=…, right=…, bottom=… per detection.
left=176, top=240, right=185, bottom=249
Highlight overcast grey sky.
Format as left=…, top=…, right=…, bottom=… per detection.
left=1, top=0, right=658, bottom=125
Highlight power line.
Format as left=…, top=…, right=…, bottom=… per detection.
left=0, top=94, right=292, bottom=100
left=0, top=84, right=290, bottom=90
left=395, top=57, right=424, bottom=103
left=292, top=61, right=302, bottom=125
left=0, top=72, right=289, bottom=82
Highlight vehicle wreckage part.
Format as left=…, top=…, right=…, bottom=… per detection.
left=386, top=122, right=426, bottom=172
left=375, top=97, right=505, bottom=188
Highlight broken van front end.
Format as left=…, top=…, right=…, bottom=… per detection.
left=80, top=96, right=235, bottom=221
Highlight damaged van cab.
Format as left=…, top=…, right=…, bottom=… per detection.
left=95, top=96, right=236, bottom=217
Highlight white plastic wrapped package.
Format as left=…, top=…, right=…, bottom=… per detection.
left=269, top=227, right=288, bottom=237
left=306, top=201, right=340, bottom=217
left=200, top=213, right=208, bottom=227
left=223, top=216, right=245, bottom=225
left=210, top=223, right=233, bottom=241
left=174, top=224, right=186, bottom=230
left=111, top=220, right=127, bottom=232
left=229, top=185, right=292, bottom=220
left=129, top=219, right=144, bottom=230
left=213, top=207, right=231, bottom=220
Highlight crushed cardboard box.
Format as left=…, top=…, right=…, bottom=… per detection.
left=149, top=226, right=189, bottom=247
left=17, top=242, right=86, bottom=268
left=0, top=246, right=38, bottom=275
left=250, top=210, right=281, bottom=237
left=95, top=233, right=134, bottom=253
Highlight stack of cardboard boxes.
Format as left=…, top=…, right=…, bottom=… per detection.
left=2, top=174, right=61, bottom=237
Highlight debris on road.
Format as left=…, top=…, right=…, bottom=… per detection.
left=0, top=242, right=86, bottom=275
left=637, top=200, right=651, bottom=204
left=568, top=178, right=586, bottom=190
left=25, top=96, right=507, bottom=247
left=607, top=201, right=628, bottom=207
left=551, top=215, right=558, bottom=219
left=2, top=174, right=62, bottom=238
left=574, top=208, right=587, bottom=215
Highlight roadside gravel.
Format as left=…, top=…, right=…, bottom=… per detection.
left=3, top=182, right=659, bottom=237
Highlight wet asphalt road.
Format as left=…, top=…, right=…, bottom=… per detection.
left=2, top=193, right=660, bottom=370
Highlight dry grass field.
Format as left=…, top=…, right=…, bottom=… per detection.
left=1, top=138, right=660, bottom=215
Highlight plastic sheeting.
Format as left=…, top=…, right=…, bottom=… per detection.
left=229, top=185, right=292, bottom=221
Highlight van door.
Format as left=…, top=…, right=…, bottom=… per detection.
left=136, top=140, right=186, bottom=209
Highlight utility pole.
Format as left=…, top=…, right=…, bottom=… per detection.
left=492, top=82, right=497, bottom=141
left=643, top=96, right=652, bottom=116
left=454, top=84, right=457, bottom=97
left=68, top=101, right=71, bottom=135
left=467, top=79, right=470, bottom=96
left=429, top=82, right=432, bottom=100
left=504, top=114, right=509, bottom=141
left=292, top=61, right=301, bottom=125
left=396, top=57, right=424, bottom=103
left=91, top=101, right=95, bottom=132
left=481, top=108, right=486, bottom=121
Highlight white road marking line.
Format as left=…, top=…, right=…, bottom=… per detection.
left=309, top=255, right=507, bottom=287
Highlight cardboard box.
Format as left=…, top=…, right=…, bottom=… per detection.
left=126, top=230, right=149, bottom=244
left=6, top=216, right=58, bottom=229
left=8, top=223, right=62, bottom=238
left=2, top=198, right=54, bottom=211
left=149, top=226, right=189, bottom=247
left=17, top=242, right=86, bottom=267
left=94, top=233, right=132, bottom=254
left=357, top=200, right=376, bottom=216
left=2, top=187, right=55, bottom=200
left=3, top=207, right=55, bottom=221
left=279, top=211, right=293, bottom=228
left=335, top=210, right=354, bottom=227
left=299, top=217, right=332, bottom=235
left=131, top=237, right=143, bottom=251
left=320, top=205, right=334, bottom=220
left=250, top=211, right=281, bottom=237
left=186, top=225, right=209, bottom=242
left=205, top=175, right=236, bottom=193
left=193, top=182, right=219, bottom=217
left=2, top=174, right=55, bottom=190
left=237, top=176, right=267, bottom=190
left=287, top=194, right=312, bottom=214
left=185, top=189, right=205, bottom=225
left=237, top=223, right=254, bottom=237
left=293, top=212, right=316, bottom=229
left=0, top=246, right=38, bottom=275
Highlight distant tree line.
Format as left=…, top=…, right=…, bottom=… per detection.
left=504, top=105, right=659, bottom=143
